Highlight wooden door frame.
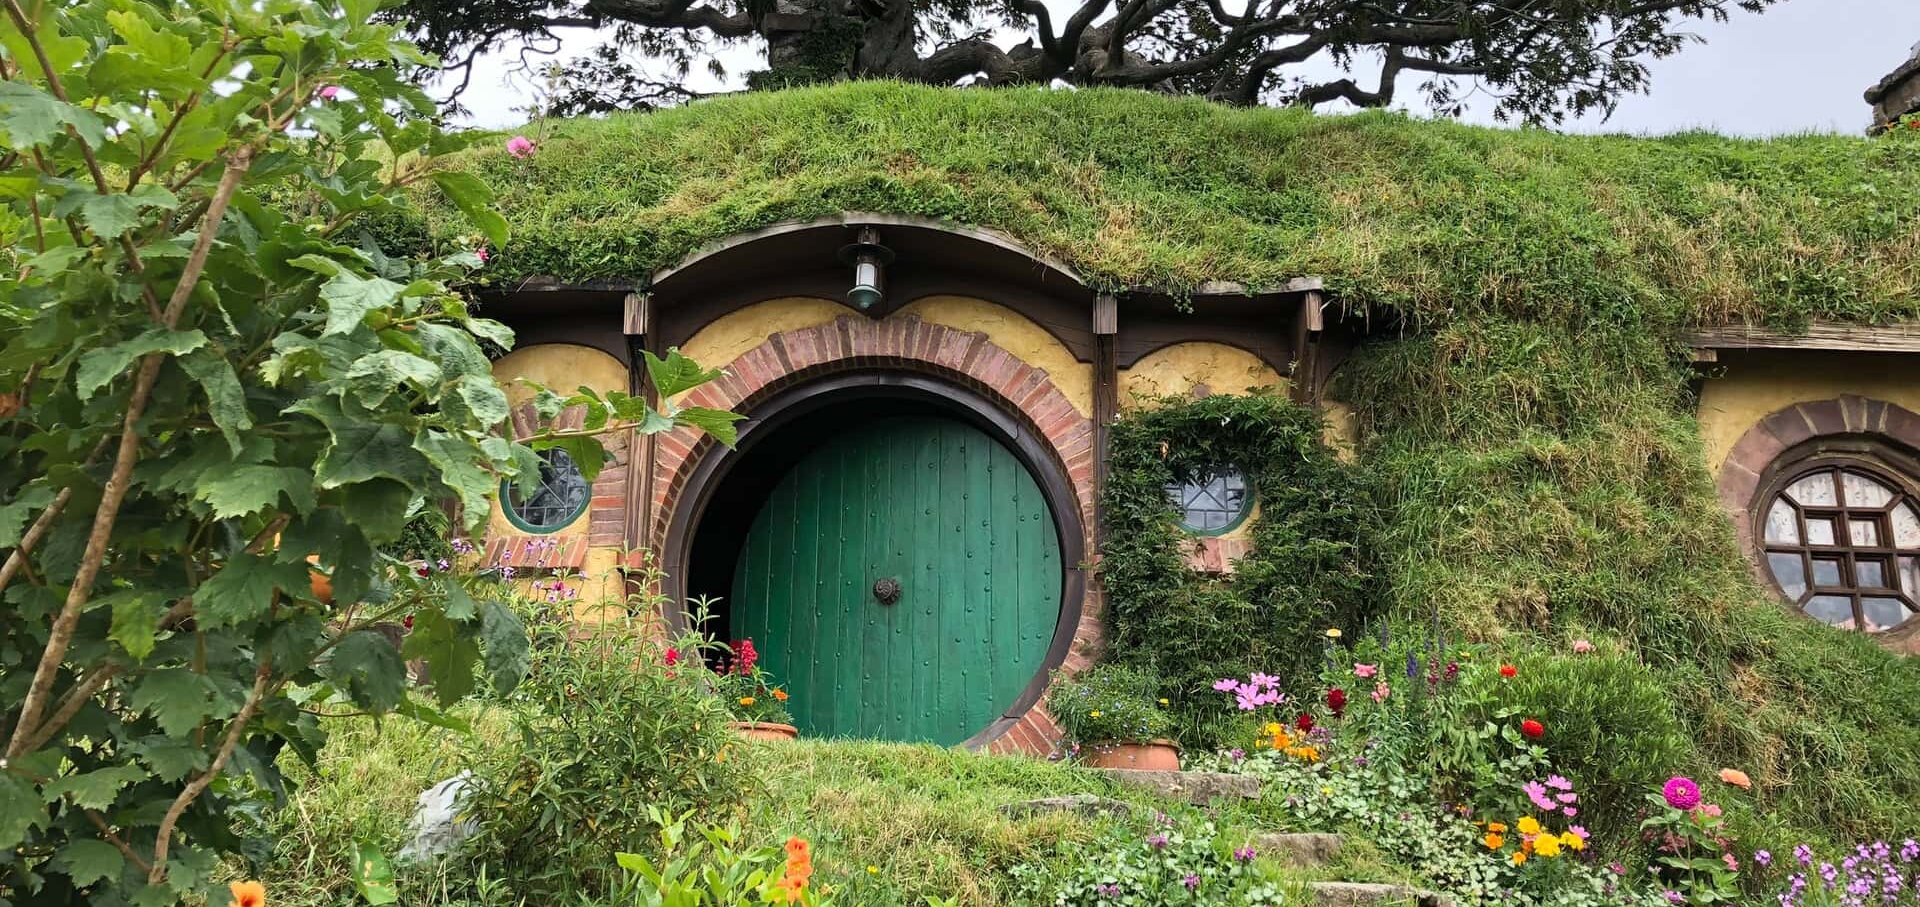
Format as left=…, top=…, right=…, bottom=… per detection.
left=660, top=370, right=1088, bottom=749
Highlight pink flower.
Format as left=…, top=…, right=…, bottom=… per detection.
left=506, top=135, right=536, bottom=158
left=1371, top=681, right=1389, bottom=703
left=1524, top=781, right=1555, bottom=811
left=1662, top=776, right=1702, bottom=811
left=1353, top=663, right=1378, bottom=678
left=1569, top=826, right=1589, bottom=841
left=1698, top=802, right=1722, bottom=818
left=1213, top=678, right=1239, bottom=692
left=1249, top=672, right=1280, bottom=689
left=1723, top=852, right=1739, bottom=872
left=475, top=246, right=490, bottom=263
left=1571, top=639, right=1595, bottom=654
left=318, top=85, right=340, bottom=100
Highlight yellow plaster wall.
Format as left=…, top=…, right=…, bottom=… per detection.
left=1320, top=399, right=1360, bottom=463
left=894, top=296, right=1094, bottom=417
left=678, top=296, right=851, bottom=377
left=487, top=343, right=628, bottom=541
left=1698, top=350, right=1920, bottom=474
left=1119, top=342, right=1286, bottom=409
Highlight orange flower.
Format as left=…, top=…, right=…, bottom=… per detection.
left=228, top=881, right=266, bottom=907
left=739, top=696, right=756, bottom=707
left=784, top=837, right=812, bottom=859
left=1486, top=822, right=1508, bottom=833
left=1484, top=833, right=1505, bottom=850
left=1718, top=768, right=1752, bottom=790
left=773, top=688, right=789, bottom=702
left=1512, top=850, right=1528, bottom=865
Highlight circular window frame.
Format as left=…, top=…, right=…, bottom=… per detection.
left=1751, top=445, right=1920, bottom=633
left=1164, top=465, right=1254, bottom=537
left=501, top=448, right=592, bottom=534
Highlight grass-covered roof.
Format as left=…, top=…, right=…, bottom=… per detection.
left=423, top=81, right=1920, bottom=330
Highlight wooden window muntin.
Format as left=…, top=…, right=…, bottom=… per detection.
left=1759, top=457, right=1920, bottom=632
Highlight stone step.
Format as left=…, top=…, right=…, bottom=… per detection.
left=998, top=794, right=1135, bottom=821
left=1307, top=881, right=1453, bottom=907
left=1252, top=832, right=1344, bottom=869
left=1091, top=768, right=1261, bottom=804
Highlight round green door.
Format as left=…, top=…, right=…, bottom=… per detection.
left=730, top=413, right=1062, bottom=745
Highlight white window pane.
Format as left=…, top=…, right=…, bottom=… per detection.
left=1806, top=518, right=1837, bottom=546
left=1768, top=552, right=1807, bottom=600
left=1850, top=519, right=1881, bottom=547
left=1901, top=557, right=1919, bottom=596
left=1805, top=595, right=1855, bottom=627
left=1863, top=597, right=1912, bottom=632
left=1843, top=471, right=1895, bottom=508
left=1895, top=504, right=1920, bottom=548
left=1787, top=473, right=1837, bottom=507
left=1764, top=499, right=1800, bottom=544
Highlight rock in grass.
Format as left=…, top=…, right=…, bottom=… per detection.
left=999, top=794, right=1135, bottom=820
left=1092, top=769, right=1261, bottom=804
left=1307, top=881, right=1454, bottom=907
left=397, top=771, right=475, bottom=863
left=1251, top=832, right=1344, bottom=869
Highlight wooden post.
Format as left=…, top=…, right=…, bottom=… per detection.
left=1092, top=294, right=1118, bottom=546
left=623, top=291, right=653, bottom=566
left=1289, top=290, right=1325, bottom=404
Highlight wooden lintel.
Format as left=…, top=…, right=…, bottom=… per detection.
left=1092, top=294, right=1118, bottom=336
left=1688, top=321, right=1920, bottom=354
left=1300, top=290, right=1325, bottom=336
left=623, top=292, right=649, bottom=335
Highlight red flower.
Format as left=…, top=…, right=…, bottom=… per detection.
left=416, top=565, right=431, bottom=578
left=664, top=647, right=680, bottom=667
left=1520, top=718, right=1545, bottom=739
left=1326, top=688, right=1346, bottom=717
left=734, top=638, right=758, bottom=675
left=1294, top=713, right=1315, bottom=733
left=402, top=614, right=414, bottom=631
left=1499, top=664, right=1517, bottom=678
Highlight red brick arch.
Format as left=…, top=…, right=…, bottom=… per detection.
left=646, top=312, right=1100, bottom=753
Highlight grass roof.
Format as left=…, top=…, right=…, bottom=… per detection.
left=421, top=81, right=1920, bottom=331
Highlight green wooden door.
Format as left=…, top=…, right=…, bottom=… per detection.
left=731, top=414, right=1061, bottom=745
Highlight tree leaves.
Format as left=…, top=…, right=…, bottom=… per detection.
left=316, top=421, right=430, bottom=489
left=353, top=841, right=401, bottom=905
left=55, top=838, right=126, bottom=888
left=0, top=81, right=105, bottom=151
left=645, top=348, right=725, bottom=399
left=479, top=598, right=530, bottom=696
left=195, top=552, right=307, bottom=628
left=0, top=772, right=43, bottom=850
left=0, top=485, right=57, bottom=547
left=179, top=348, right=254, bottom=455
left=74, top=329, right=207, bottom=399
left=345, top=350, right=443, bottom=406
left=108, top=590, right=167, bottom=661
left=194, top=465, right=314, bottom=518
left=675, top=406, right=746, bottom=448
left=324, top=631, right=407, bottom=713
left=319, top=271, right=404, bottom=335
left=42, top=765, right=147, bottom=811
left=431, top=170, right=509, bottom=249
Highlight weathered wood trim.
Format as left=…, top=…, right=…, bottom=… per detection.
left=1092, top=295, right=1118, bottom=547
left=1689, top=321, right=1920, bottom=354
left=1289, top=290, right=1325, bottom=404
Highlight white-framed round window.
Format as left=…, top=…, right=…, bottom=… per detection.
left=1164, top=466, right=1252, bottom=535
left=502, top=449, right=591, bottom=533
left=1759, top=460, right=1920, bottom=632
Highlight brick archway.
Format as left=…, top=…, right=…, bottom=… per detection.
left=647, top=312, right=1099, bottom=752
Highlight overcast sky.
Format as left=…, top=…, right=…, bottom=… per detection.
left=454, top=0, right=1920, bottom=137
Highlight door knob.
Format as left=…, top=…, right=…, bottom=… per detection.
left=873, top=577, right=901, bottom=605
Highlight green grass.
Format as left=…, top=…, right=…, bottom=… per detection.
left=256, top=710, right=1294, bottom=906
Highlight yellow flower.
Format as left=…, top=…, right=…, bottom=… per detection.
left=1512, top=851, right=1528, bottom=865
left=739, top=696, right=755, bottom=707
left=1325, top=628, right=1343, bottom=639
left=1516, top=816, right=1541, bottom=836
left=1483, top=833, right=1505, bottom=850
left=1561, top=832, right=1585, bottom=852
left=1263, top=721, right=1285, bottom=736
left=1534, top=835, right=1561, bottom=858
left=866, top=865, right=879, bottom=874
left=1158, top=698, right=1170, bottom=705
left=1090, top=710, right=1102, bottom=718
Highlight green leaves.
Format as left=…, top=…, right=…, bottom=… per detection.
left=108, top=590, right=168, bottom=661
left=431, top=170, right=509, bottom=249
left=319, top=271, right=405, bottom=336
left=645, top=348, right=726, bottom=399
left=352, top=841, right=400, bottom=905
left=0, top=80, right=105, bottom=150
left=345, top=350, right=443, bottom=405
left=179, top=348, right=254, bottom=455
left=56, top=838, right=126, bottom=888
left=194, top=465, right=314, bottom=518
left=316, top=421, right=429, bottom=489
left=324, top=631, right=407, bottom=713
left=43, top=765, right=147, bottom=811
left=195, top=552, right=308, bottom=628
left=480, top=598, right=530, bottom=696
left=75, top=329, right=207, bottom=399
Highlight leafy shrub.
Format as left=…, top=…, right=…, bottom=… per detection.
left=610, top=809, right=833, bottom=906
left=1046, top=664, right=1173, bottom=747
left=460, top=605, right=759, bottom=899
left=713, top=638, right=795, bottom=726
left=1102, top=393, right=1380, bottom=748
left=1010, top=809, right=1287, bottom=906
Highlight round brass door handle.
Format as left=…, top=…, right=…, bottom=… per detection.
left=873, top=577, right=901, bottom=605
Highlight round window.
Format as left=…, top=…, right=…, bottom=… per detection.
left=502, top=448, right=591, bottom=533
left=1759, top=461, right=1920, bottom=632
left=1164, top=466, right=1251, bottom=535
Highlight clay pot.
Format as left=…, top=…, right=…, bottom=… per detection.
left=1081, top=739, right=1181, bottom=771
left=729, top=721, right=799, bottom=742
left=306, top=554, right=332, bottom=603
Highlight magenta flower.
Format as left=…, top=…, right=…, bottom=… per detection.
left=476, top=246, right=491, bottom=263
left=1662, top=776, right=1702, bottom=811
left=1524, top=781, right=1555, bottom=811
left=506, top=135, right=536, bottom=158
left=1182, top=874, right=1199, bottom=891
left=1146, top=833, right=1168, bottom=849
left=1233, top=846, right=1256, bottom=862
left=318, top=85, right=340, bottom=100
left=1249, top=672, right=1279, bottom=689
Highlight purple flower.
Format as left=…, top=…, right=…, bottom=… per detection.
left=1182, top=874, right=1200, bottom=891
left=1796, top=844, right=1814, bottom=865
left=506, top=135, right=536, bottom=158
left=1664, top=890, right=1683, bottom=904
left=1234, top=846, right=1256, bottom=862
left=1147, top=833, right=1168, bottom=850
left=1901, top=839, right=1919, bottom=862
left=1756, top=849, right=1773, bottom=867
left=1662, top=776, right=1702, bottom=811
left=1229, top=748, right=1245, bottom=761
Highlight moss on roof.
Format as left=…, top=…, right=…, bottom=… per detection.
left=424, top=80, right=1920, bottom=329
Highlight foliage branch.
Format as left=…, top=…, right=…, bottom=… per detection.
left=0, top=0, right=731, bottom=902
left=1101, top=392, right=1377, bottom=746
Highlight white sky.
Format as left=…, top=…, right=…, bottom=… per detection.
left=452, top=0, right=1920, bottom=137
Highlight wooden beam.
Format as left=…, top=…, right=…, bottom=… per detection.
left=623, top=292, right=650, bottom=336
left=1289, top=290, right=1325, bottom=404
left=1092, top=295, right=1118, bottom=548
left=1689, top=321, right=1920, bottom=354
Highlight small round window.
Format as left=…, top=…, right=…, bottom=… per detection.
left=1759, top=461, right=1920, bottom=632
left=502, top=449, right=591, bottom=533
left=1164, top=466, right=1251, bottom=535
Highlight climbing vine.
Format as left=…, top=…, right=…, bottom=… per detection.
left=1101, top=393, right=1380, bottom=746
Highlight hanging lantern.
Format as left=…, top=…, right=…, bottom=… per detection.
left=838, top=226, right=895, bottom=310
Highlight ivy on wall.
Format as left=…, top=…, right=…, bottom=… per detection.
left=1102, top=393, right=1380, bottom=745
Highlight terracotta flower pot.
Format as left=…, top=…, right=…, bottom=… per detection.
left=729, top=721, right=799, bottom=741
left=1082, top=739, right=1181, bottom=771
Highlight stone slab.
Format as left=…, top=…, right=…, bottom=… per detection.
left=1252, top=832, right=1344, bottom=869
left=999, top=794, right=1134, bottom=821
left=1307, top=881, right=1454, bottom=907
left=1092, top=769, right=1261, bottom=804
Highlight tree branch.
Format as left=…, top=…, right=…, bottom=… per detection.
left=146, top=659, right=271, bottom=884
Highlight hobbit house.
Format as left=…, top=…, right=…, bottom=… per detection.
left=424, top=83, right=1920, bottom=758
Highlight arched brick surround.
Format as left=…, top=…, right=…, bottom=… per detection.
left=1718, top=395, right=1920, bottom=649
left=647, top=312, right=1100, bottom=753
